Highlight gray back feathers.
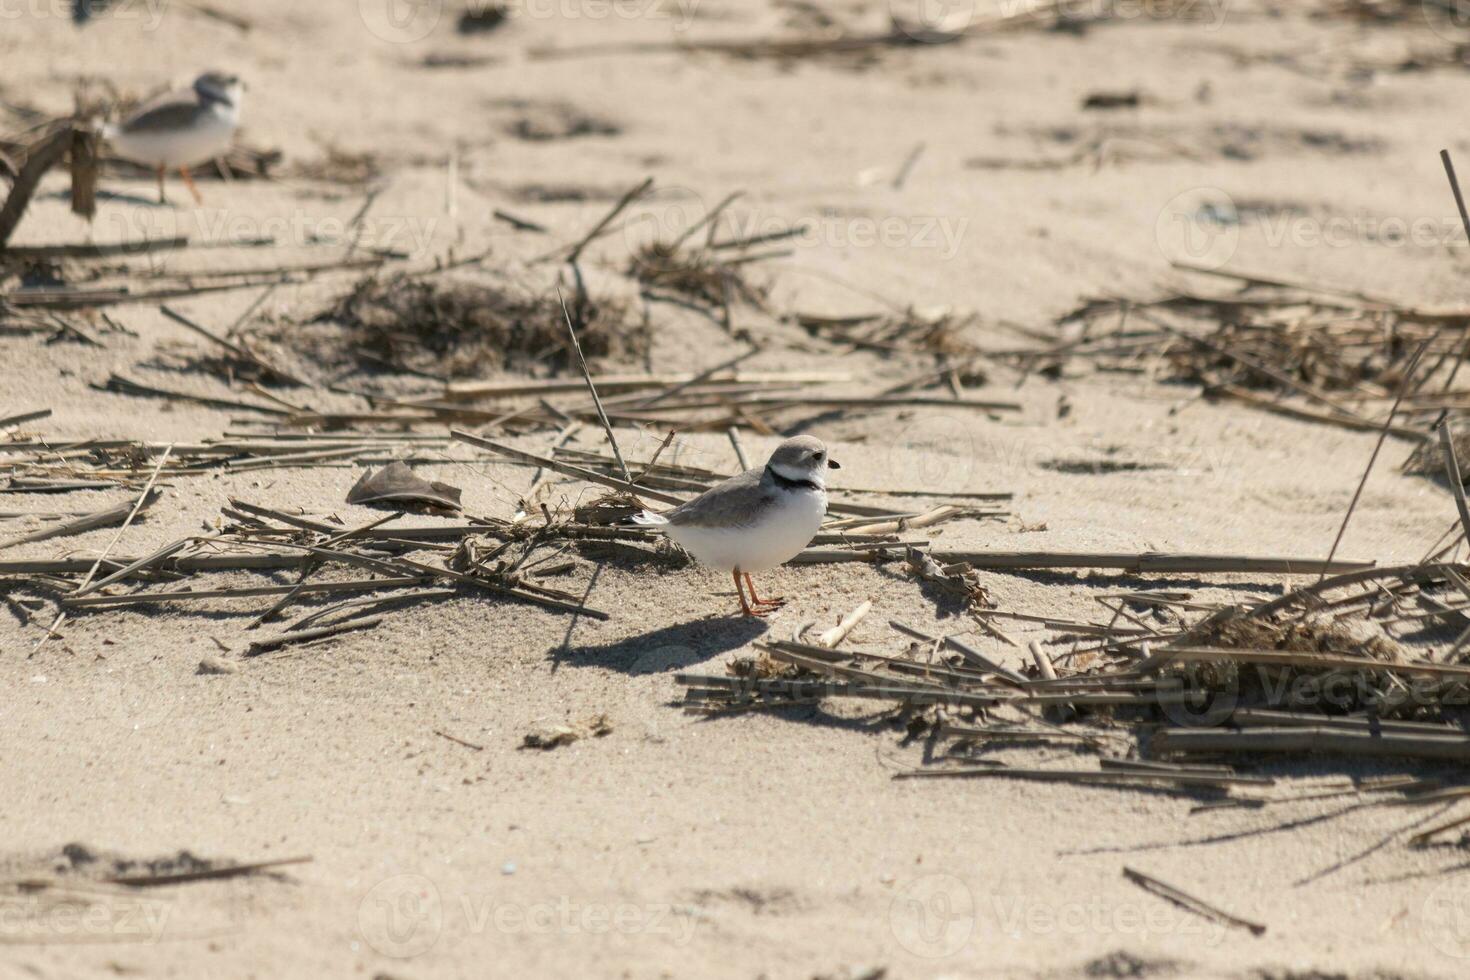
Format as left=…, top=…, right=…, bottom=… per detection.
left=118, top=93, right=210, bottom=134
left=665, top=467, right=776, bottom=529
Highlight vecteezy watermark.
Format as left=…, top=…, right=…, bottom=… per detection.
left=622, top=189, right=969, bottom=261
left=359, top=0, right=698, bottom=40
left=1155, top=186, right=1239, bottom=271
left=996, top=0, right=1229, bottom=29
left=359, top=874, right=444, bottom=958
left=1422, top=0, right=1470, bottom=42
left=986, top=886, right=1228, bottom=947
left=889, top=871, right=1228, bottom=959
left=459, top=896, right=698, bottom=943
left=0, top=894, right=173, bottom=944
left=96, top=664, right=179, bottom=733
left=359, top=0, right=445, bottom=42
left=890, top=874, right=975, bottom=958
left=879, top=415, right=982, bottom=491
left=6, top=0, right=169, bottom=29
left=1249, top=210, right=1469, bottom=251
left=1423, top=880, right=1470, bottom=959
left=508, top=0, right=700, bottom=31
left=888, top=0, right=978, bottom=40
left=1157, top=185, right=1470, bottom=269
left=357, top=875, right=700, bottom=958
left=99, top=207, right=441, bottom=255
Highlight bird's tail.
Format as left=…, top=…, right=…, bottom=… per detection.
left=629, top=510, right=669, bottom=527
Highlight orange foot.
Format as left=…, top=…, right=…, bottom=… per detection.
left=732, top=570, right=779, bottom=617
left=743, top=573, right=786, bottom=611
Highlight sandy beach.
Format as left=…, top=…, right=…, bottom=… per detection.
left=6, top=1, right=1470, bottom=977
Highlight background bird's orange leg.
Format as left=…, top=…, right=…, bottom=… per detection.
left=179, top=165, right=203, bottom=205
left=743, top=573, right=786, bottom=609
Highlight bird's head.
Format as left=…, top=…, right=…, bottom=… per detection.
left=767, top=435, right=839, bottom=489
left=194, top=71, right=245, bottom=109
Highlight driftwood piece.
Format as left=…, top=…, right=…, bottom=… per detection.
left=0, top=124, right=73, bottom=248
left=246, top=616, right=384, bottom=655
left=0, top=489, right=161, bottom=551
left=1152, top=727, right=1470, bottom=762
left=932, top=551, right=1373, bottom=575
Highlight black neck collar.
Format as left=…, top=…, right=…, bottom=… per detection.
left=197, top=88, right=234, bottom=109
left=765, top=465, right=821, bottom=492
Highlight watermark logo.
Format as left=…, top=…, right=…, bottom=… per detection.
left=987, top=879, right=1228, bottom=946
left=1423, top=880, right=1470, bottom=959
left=356, top=875, right=701, bottom=957
left=0, top=894, right=173, bottom=943
left=885, top=414, right=981, bottom=491
left=8, top=0, right=169, bottom=29
left=99, top=207, right=440, bottom=255
left=510, top=0, right=700, bottom=30
left=462, top=896, right=698, bottom=943
left=1155, top=187, right=1238, bottom=271
left=97, top=664, right=178, bottom=733
left=888, top=0, right=977, bottom=40
left=889, top=873, right=974, bottom=958
left=358, top=874, right=443, bottom=958
left=621, top=189, right=968, bottom=261
left=995, top=0, right=1228, bottom=29
left=1423, top=0, right=1470, bottom=42
left=1157, top=664, right=1239, bottom=729
left=621, top=184, right=711, bottom=254
left=359, top=0, right=442, bottom=42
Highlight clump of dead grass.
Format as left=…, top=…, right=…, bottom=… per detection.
left=628, top=241, right=768, bottom=310
left=795, top=307, right=981, bottom=358
left=299, top=272, right=646, bottom=378
left=1404, top=427, right=1469, bottom=483
left=1188, top=606, right=1406, bottom=662
left=728, top=651, right=807, bottom=680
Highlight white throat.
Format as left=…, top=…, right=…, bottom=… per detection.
left=768, top=461, right=824, bottom=490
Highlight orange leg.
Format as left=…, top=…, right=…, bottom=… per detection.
left=743, top=573, right=785, bottom=610
left=732, top=569, right=761, bottom=617
left=179, top=165, right=203, bottom=205
left=155, top=165, right=167, bottom=204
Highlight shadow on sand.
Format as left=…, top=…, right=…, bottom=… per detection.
left=554, top=615, right=770, bottom=675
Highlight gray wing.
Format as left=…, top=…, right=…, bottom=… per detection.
left=666, top=467, right=776, bottom=529
left=118, top=92, right=206, bottom=134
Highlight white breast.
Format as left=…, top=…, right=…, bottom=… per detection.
left=666, top=487, right=826, bottom=573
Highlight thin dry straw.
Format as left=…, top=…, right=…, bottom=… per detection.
left=1122, top=868, right=1266, bottom=937
left=1442, top=149, right=1470, bottom=245
left=555, top=284, right=631, bottom=482
left=1439, top=419, right=1470, bottom=548
left=35, top=445, right=172, bottom=651
left=1315, top=340, right=1430, bottom=584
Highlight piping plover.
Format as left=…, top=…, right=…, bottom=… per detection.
left=633, top=435, right=840, bottom=616
left=103, top=71, right=245, bottom=205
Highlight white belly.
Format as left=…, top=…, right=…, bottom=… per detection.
left=110, top=110, right=236, bottom=168
left=666, top=489, right=826, bottom=573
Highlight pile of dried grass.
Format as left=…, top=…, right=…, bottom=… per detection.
left=298, top=272, right=646, bottom=378
left=628, top=241, right=768, bottom=310
left=1186, top=606, right=1407, bottom=662
left=795, top=308, right=980, bottom=357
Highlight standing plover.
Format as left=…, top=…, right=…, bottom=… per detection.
left=103, top=72, right=245, bottom=205
left=633, top=435, right=839, bottom=616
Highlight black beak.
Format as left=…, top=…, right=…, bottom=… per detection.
left=828, top=459, right=840, bottom=469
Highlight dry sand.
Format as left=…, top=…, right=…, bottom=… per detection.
left=4, top=1, right=1470, bottom=977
